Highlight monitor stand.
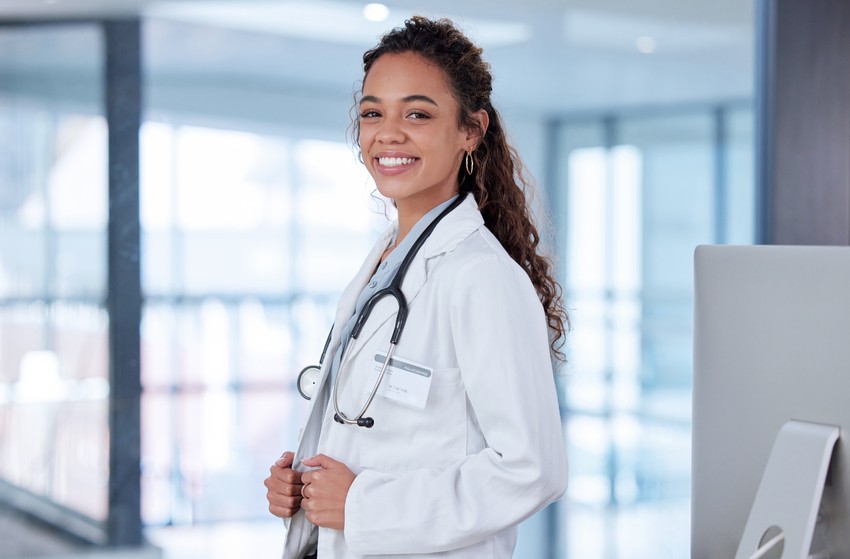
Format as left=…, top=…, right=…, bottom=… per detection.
left=735, top=420, right=839, bottom=559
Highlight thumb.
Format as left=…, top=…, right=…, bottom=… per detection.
left=301, top=453, right=342, bottom=469
left=274, top=451, right=294, bottom=468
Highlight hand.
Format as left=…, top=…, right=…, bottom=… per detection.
left=264, top=451, right=304, bottom=518
left=300, top=454, right=356, bottom=530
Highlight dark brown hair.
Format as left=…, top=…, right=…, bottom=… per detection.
left=354, top=16, right=569, bottom=362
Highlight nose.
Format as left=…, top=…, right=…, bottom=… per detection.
left=375, top=114, right=405, bottom=144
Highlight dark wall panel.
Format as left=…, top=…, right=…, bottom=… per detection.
left=758, top=0, right=850, bottom=245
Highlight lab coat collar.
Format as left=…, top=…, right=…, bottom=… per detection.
left=421, top=193, right=484, bottom=259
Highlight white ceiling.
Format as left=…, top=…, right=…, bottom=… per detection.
left=0, top=0, right=756, bottom=117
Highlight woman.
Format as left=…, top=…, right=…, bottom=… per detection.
left=265, top=16, right=568, bottom=558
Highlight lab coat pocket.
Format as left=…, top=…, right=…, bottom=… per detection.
left=358, top=366, right=466, bottom=472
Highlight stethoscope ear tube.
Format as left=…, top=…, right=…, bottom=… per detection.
left=351, top=286, right=409, bottom=343
left=391, top=302, right=408, bottom=345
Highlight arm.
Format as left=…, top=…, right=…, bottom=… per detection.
left=344, top=253, right=568, bottom=554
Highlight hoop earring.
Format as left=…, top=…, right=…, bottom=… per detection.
left=465, top=149, right=475, bottom=175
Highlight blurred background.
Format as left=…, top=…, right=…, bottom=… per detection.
left=0, top=1, right=756, bottom=557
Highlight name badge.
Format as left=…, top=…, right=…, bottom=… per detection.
left=365, top=353, right=433, bottom=410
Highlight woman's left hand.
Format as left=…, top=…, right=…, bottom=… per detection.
left=300, top=454, right=356, bottom=530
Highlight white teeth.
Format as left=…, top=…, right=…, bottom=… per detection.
left=378, top=157, right=416, bottom=167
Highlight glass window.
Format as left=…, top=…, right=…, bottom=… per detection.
left=557, top=107, right=754, bottom=558
left=139, top=121, right=382, bottom=526
left=0, top=24, right=108, bottom=523
left=724, top=106, right=756, bottom=245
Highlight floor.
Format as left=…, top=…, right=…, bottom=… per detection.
left=0, top=505, right=160, bottom=559
left=0, top=502, right=691, bottom=559
left=0, top=505, right=83, bottom=557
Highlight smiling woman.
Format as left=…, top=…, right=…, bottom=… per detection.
left=264, top=15, right=569, bottom=559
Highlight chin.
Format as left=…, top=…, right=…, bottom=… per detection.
left=373, top=182, right=410, bottom=202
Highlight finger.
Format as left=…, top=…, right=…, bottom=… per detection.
left=303, top=509, right=329, bottom=528
left=264, top=478, right=304, bottom=502
left=264, top=472, right=301, bottom=491
left=267, top=491, right=302, bottom=509
left=301, top=491, right=314, bottom=509
left=263, top=476, right=301, bottom=495
left=304, top=509, right=316, bottom=525
left=301, top=470, right=329, bottom=488
left=269, top=503, right=300, bottom=518
left=301, top=453, right=341, bottom=470
left=274, top=451, right=294, bottom=468
left=301, top=470, right=314, bottom=485
left=267, top=464, right=303, bottom=485
left=264, top=474, right=291, bottom=491
left=281, top=482, right=303, bottom=497
left=282, top=468, right=302, bottom=484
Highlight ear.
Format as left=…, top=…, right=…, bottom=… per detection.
left=465, top=109, right=489, bottom=150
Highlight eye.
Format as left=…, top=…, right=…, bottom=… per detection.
left=360, top=109, right=381, bottom=119
left=408, top=111, right=431, bottom=120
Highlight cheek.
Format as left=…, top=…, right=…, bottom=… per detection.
left=358, top=127, right=371, bottom=152
left=358, top=136, right=367, bottom=157
left=358, top=130, right=373, bottom=164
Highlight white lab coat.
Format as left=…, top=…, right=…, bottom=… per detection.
left=282, top=194, right=567, bottom=558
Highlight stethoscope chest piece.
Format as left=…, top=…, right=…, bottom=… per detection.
left=297, top=365, right=321, bottom=400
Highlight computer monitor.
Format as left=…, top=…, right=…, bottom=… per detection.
left=692, top=245, right=850, bottom=558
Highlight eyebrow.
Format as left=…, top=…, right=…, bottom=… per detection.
left=360, top=94, right=439, bottom=106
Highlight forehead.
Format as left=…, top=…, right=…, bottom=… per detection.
left=362, top=52, right=455, bottom=101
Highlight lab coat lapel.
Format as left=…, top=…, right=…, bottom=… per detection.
left=311, top=226, right=394, bottom=417
left=290, top=225, right=393, bottom=462
left=341, top=195, right=483, bottom=360
left=420, top=194, right=484, bottom=259
left=283, top=226, right=395, bottom=558
left=332, top=226, right=396, bottom=331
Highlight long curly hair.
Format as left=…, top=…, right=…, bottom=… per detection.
left=353, top=16, right=569, bottom=362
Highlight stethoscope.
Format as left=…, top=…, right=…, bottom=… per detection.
left=296, top=192, right=467, bottom=428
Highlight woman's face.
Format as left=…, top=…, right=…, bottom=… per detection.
left=359, top=52, right=473, bottom=214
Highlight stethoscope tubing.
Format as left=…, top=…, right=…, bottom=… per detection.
left=301, top=192, right=468, bottom=428
left=332, top=341, right=396, bottom=428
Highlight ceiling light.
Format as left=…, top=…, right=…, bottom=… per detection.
left=363, top=3, right=389, bottom=22
left=636, top=35, right=656, bottom=54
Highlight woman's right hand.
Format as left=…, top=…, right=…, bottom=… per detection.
left=265, top=451, right=304, bottom=518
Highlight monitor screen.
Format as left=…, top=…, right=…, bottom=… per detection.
left=692, top=245, right=850, bottom=558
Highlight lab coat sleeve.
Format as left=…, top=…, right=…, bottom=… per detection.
left=343, top=252, right=568, bottom=554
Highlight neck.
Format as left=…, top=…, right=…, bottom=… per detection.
left=395, top=192, right=456, bottom=247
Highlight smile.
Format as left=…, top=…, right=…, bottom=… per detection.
left=377, top=156, right=418, bottom=167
